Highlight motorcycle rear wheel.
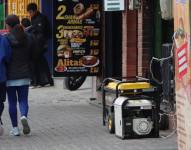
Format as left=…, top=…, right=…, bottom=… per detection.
left=64, top=76, right=87, bottom=91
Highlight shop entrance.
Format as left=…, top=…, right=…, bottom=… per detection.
left=103, top=12, right=122, bottom=78
left=154, top=1, right=174, bottom=57
left=7, top=0, right=40, bottom=19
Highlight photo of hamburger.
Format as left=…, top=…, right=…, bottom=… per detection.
left=57, top=45, right=72, bottom=59
left=64, top=30, right=84, bottom=39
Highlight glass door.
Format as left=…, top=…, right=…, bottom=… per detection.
left=8, top=0, right=40, bottom=19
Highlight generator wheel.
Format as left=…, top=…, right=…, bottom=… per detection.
left=108, top=113, right=115, bottom=134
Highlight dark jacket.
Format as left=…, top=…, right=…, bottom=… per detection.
left=6, top=26, right=34, bottom=80
left=30, top=12, right=51, bottom=52
left=0, top=35, right=12, bottom=83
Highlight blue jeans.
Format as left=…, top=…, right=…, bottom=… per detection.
left=7, top=85, right=29, bottom=127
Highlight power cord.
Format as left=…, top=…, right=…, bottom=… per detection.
left=159, top=111, right=177, bottom=139
left=150, top=40, right=177, bottom=139
left=150, top=43, right=174, bottom=85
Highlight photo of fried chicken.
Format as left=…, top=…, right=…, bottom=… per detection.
left=77, top=7, right=94, bottom=20
left=73, top=3, right=85, bottom=15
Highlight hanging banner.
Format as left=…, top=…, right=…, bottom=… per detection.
left=53, top=0, right=101, bottom=77
left=174, top=0, right=191, bottom=150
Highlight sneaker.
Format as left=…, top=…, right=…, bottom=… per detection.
left=21, top=116, right=30, bottom=135
left=10, top=127, right=20, bottom=136
left=29, top=86, right=37, bottom=89
left=0, top=124, right=4, bottom=136
left=37, top=85, right=43, bottom=88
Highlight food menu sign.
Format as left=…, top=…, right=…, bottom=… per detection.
left=53, top=0, right=101, bottom=77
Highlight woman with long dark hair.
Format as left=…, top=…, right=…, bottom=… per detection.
left=5, top=15, right=34, bottom=136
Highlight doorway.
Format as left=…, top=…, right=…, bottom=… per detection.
left=103, top=12, right=122, bottom=78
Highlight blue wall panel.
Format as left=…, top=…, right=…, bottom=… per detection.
left=41, top=0, right=53, bottom=72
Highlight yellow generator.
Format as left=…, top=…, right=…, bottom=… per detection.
left=7, top=0, right=40, bottom=20
left=102, top=77, right=160, bottom=139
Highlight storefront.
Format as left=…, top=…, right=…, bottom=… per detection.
left=103, top=0, right=155, bottom=79
left=4, top=0, right=53, bottom=68
left=102, top=1, right=154, bottom=82
left=89, top=1, right=176, bottom=133
left=7, top=0, right=40, bottom=19
left=2, top=0, right=150, bottom=82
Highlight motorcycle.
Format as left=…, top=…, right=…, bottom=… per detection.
left=63, top=76, right=87, bottom=91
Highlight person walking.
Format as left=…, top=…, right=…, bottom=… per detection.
left=21, top=18, right=39, bottom=89
left=27, top=3, right=54, bottom=87
left=5, top=15, right=34, bottom=136
left=0, top=34, right=12, bottom=136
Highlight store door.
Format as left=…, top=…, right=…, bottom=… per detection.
left=103, top=12, right=122, bottom=78
left=7, top=0, right=40, bottom=19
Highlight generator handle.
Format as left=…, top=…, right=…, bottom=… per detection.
left=136, top=76, right=150, bottom=82
left=102, top=78, right=120, bottom=86
left=116, top=81, right=130, bottom=97
left=102, top=77, right=150, bottom=86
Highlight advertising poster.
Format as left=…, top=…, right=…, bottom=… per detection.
left=53, top=0, right=101, bottom=77
left=174, top=0, right=191, bottom=149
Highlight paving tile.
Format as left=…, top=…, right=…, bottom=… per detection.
left=0, top=78, right=177, bottom=150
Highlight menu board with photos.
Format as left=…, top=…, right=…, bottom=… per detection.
left=53, top=0, right=101, bottom=77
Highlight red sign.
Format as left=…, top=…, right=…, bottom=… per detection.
left=177, top=42, right=188, bottom=79
left=0, top=29, right=8, bottom=35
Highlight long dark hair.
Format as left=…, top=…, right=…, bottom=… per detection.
left=6, top=15, right=27, bottom=43
left=5, top=15, right=20, bottom=28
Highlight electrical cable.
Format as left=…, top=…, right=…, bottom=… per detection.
left=150, top=43, right=174, bottom=85
left=150, top=39, right=177, bottom=139
left=159, top=112, right=177, bottom=139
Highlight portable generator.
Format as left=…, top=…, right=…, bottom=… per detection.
left=102, top=77, right=160, bottom=139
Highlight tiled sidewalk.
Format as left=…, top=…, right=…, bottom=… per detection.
left=0, top=78, right=177, bottom=150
